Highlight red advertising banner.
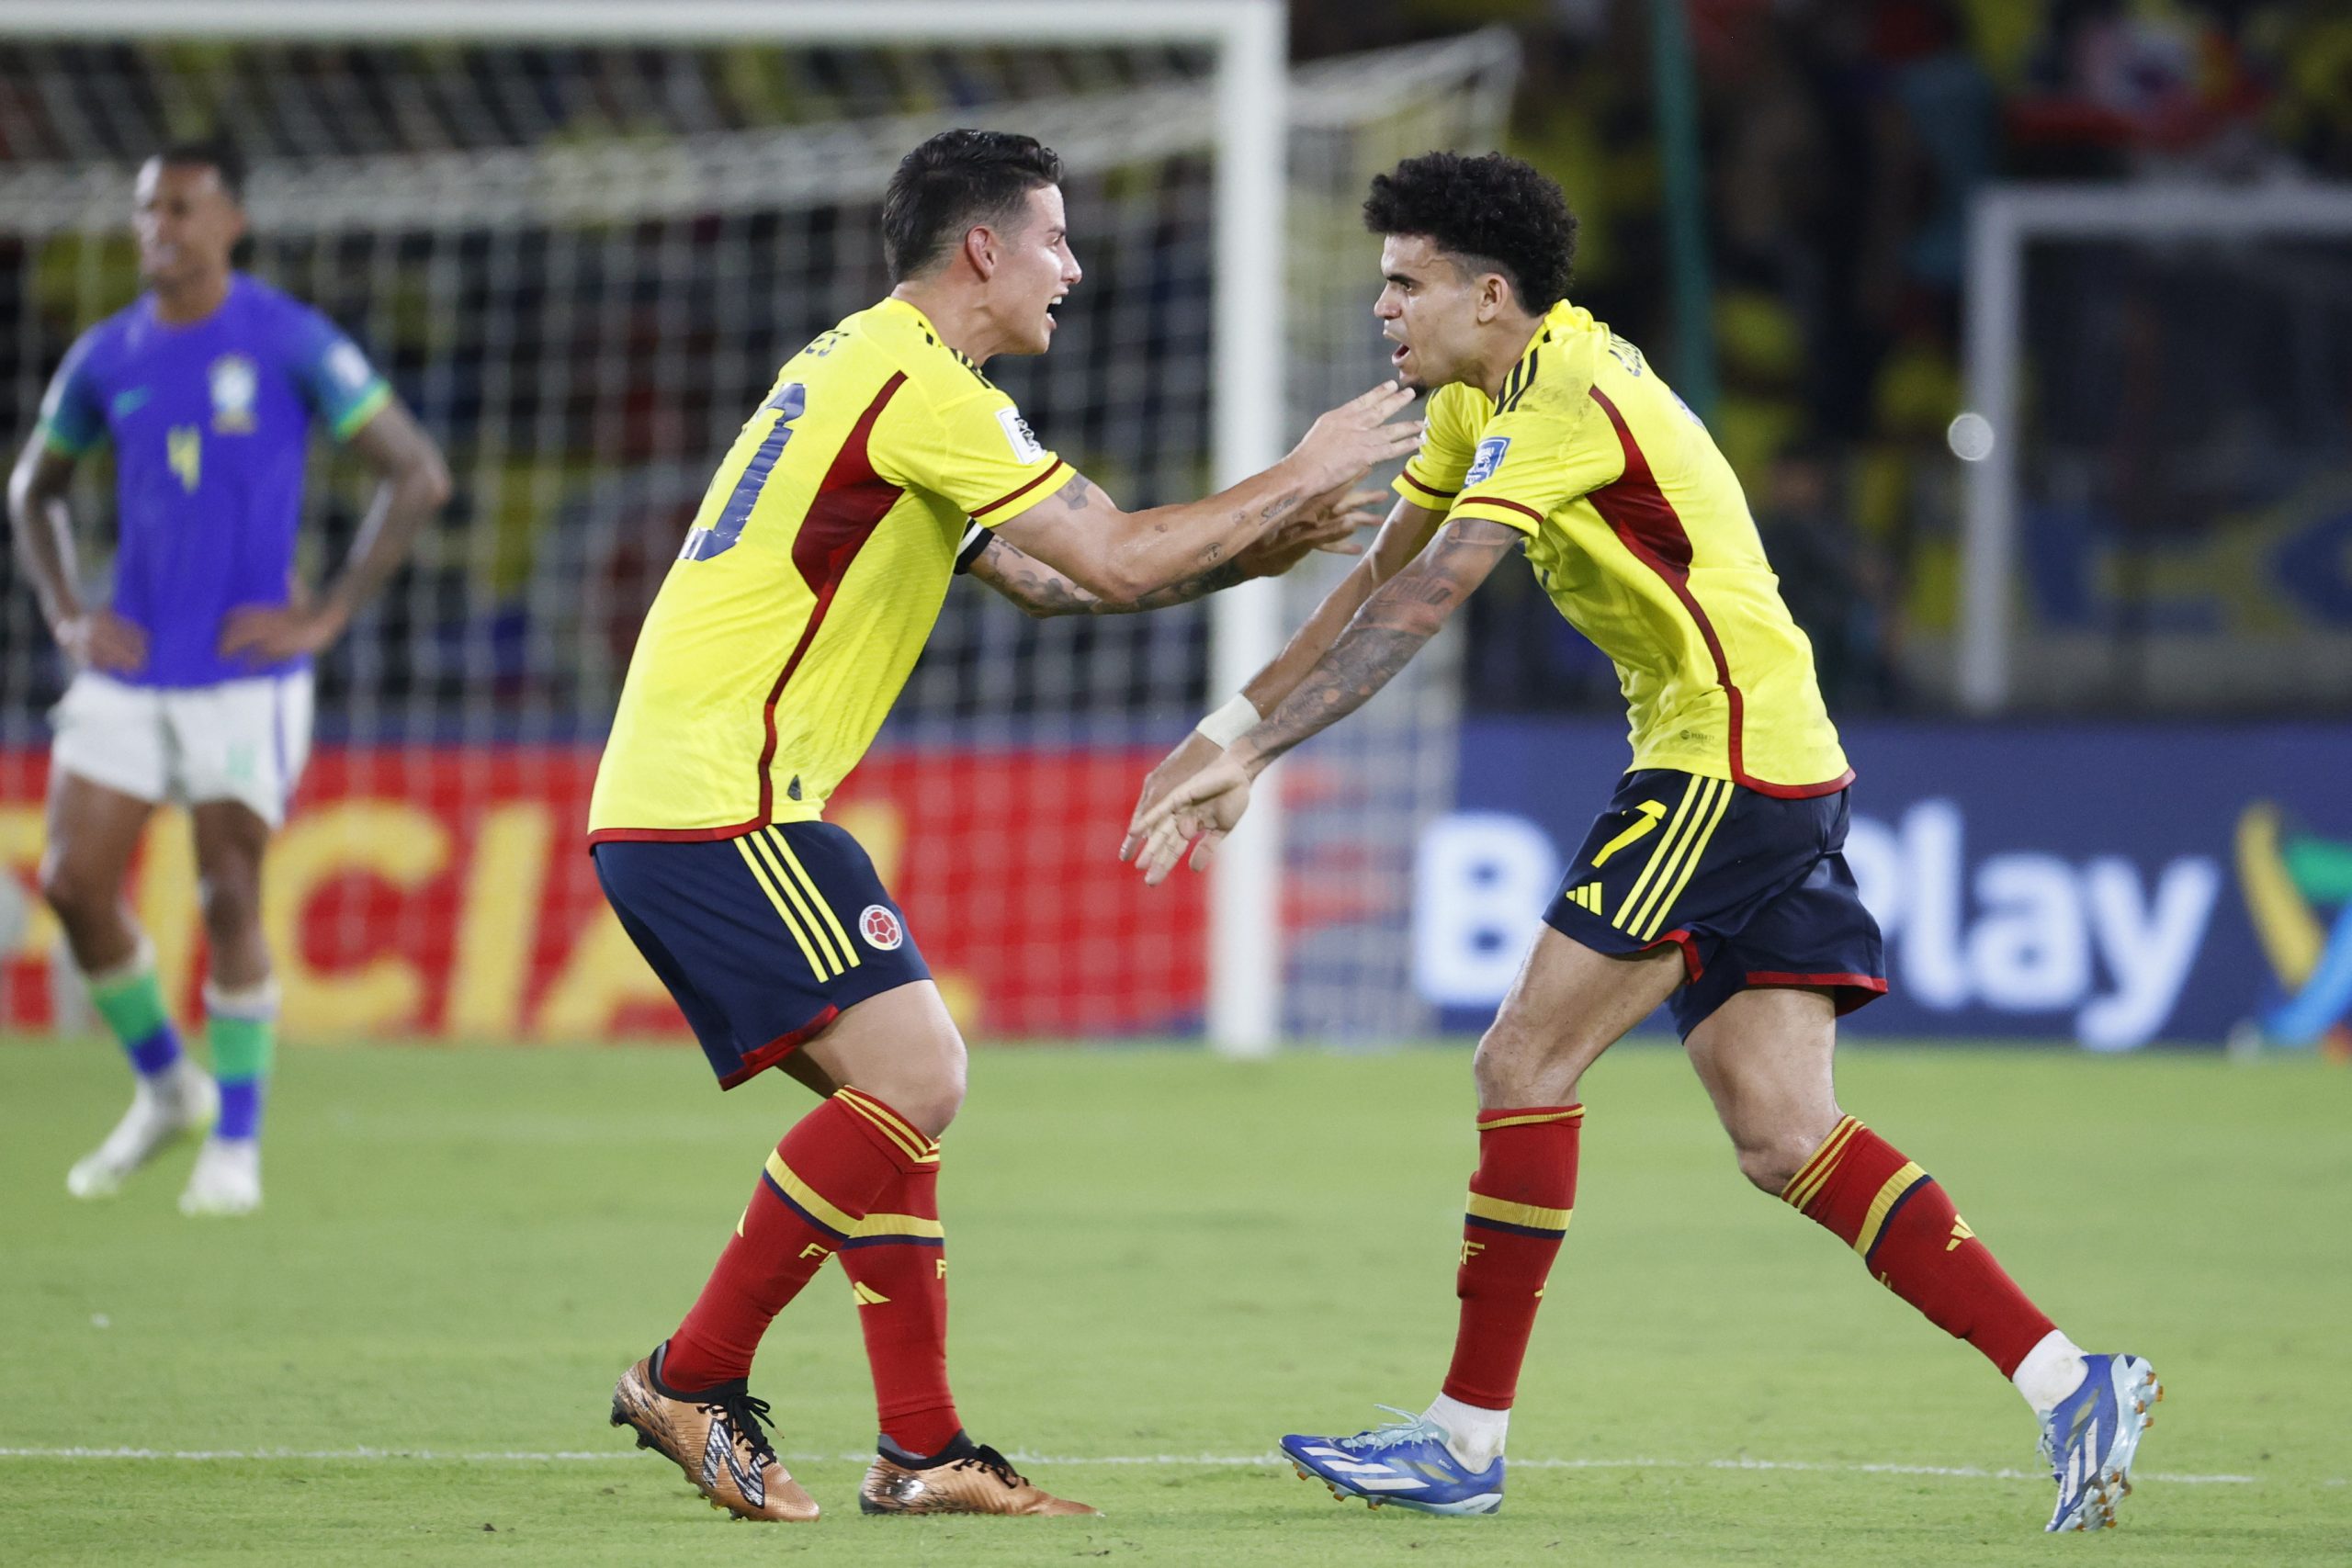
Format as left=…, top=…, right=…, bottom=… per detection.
left=0, top=746, right=1207, bottom=1042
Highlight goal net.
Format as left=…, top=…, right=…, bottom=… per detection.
left=1959, top=187, right=2352, bottom=717
left=0, top=21, right=1518, bottom=1046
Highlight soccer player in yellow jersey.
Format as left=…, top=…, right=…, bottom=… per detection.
left=593, top=130, right=1418, bottom=1523
left=1129, top=153, right=2157, bottom=1534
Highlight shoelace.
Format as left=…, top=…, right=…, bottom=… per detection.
left=698, top=1389, right=779, bottom=1469
left=956, top=1442, right=1027, bottom=1489
left=1339, top=1406, right=1442, bottom=1454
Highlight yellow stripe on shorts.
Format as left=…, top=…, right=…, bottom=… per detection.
left=767, top=829, right=861, bottom=974
left=1612, top=774, right=1705, bottom=931
left=1632, top=776, right=1734, bottom=941
left=733, top=837, right=831, bottom=978
left=746, top=829, right=845, bottom=978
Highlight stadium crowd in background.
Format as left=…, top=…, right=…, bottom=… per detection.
left=1303, top=0, right=2352, bottom=714
left=0, top=0, right=2344, bottom=730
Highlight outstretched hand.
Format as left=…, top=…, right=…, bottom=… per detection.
left=1290, top=382, right=1423, bottom=495
left=1236, top=486, right=1384, bottom=579
left=1126, top=754, right=1254, bottom=886
left=1120, top=730, right=1223, bottom=864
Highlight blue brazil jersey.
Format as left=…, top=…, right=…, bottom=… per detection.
left=35, top=272, right=390, bottom=688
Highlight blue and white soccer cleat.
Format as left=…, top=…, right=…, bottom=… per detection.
left=1281, top=1407, right=1505, bottom=1516
left=2039, top=1353, right=2163, bottom=1532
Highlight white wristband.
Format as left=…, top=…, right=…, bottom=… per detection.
left=1194, top=694, right=1261, bottom=749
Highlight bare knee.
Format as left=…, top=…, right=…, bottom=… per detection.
left=198, top=862, right=264, bottom=946
left=1473, top=1015, right=1583, bottom=1109
left=799, top=984, right=970, bottom=1138
left=38, top=852, right=118, bottom=925
left=1722, top=1110, right=1843, bottom=1194
left=882, top=1056, right=966, bottom=1140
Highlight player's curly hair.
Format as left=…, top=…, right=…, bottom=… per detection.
left=884, top=130, right=1064, bottom=283
left=1363, top=151, right=1577, bottom=310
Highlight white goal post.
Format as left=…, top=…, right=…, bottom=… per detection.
left=1959, top=182, right=2352, bottom=714
left=0, top=0, right=1294, bottom=1054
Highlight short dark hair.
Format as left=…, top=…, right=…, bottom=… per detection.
left=882, top=130, right=1062, bottom=283
left=153, top=137, right=245, bottom=204
left=1363, top=151, right=1576, bottom=310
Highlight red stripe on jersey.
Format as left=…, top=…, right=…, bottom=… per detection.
left=1583, top=389, right=1852, bottom=800
left=970, top=457, right=1069, bottom=519
left=1586, top=388, right=1852, bottom=800
left=752, top=371, right=910, bottom=825
left=1456, top=494, right=1545, bottom=528
left=1585, top=386, right=1742, bottom=767
left=587, top=823, right=760, bottom=844
left=1741, top=767, right=1854, bottom=800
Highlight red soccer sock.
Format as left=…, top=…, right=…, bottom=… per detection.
left=1441, top=1105, right=1583, bottom=1410
left=1782, top=1116, right=2055, bottom=1378
left=663, top=1088, right=940, bottom=1390
left=840, top=1162, right=962, bottom=1455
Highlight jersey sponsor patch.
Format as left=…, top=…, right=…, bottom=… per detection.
left=1466, top=434, right=1510, bottom=485
left=996, top=405, right=1046, bottom=465
left=859, top=905, right=906, bottom=952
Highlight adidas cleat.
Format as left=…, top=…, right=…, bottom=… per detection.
left=859, top=1432, right=1096, bottom=1516
left=608, top=1345, right=818, bottom=1522
left=66, top=1065, right=216, bottom=1199
left=1280, top=1407, right=1504, bottom=1517
left=2040, top=1353, right=2162, bottom=1532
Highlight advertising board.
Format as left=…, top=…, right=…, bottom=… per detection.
left=1419, top=721, right=2351, bottom=1048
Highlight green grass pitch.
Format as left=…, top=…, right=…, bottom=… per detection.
left=3, top=1036, right=2347, bottom=1565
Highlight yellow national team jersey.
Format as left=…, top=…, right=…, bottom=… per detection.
left=1395, top=299, right=1850, bottom=795
left=590, top=298, right=1070, bottom=840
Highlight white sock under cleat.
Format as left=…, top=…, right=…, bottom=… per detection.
left=66, top=1065, right=218, bottom=1199
left=179, top=1137, right=262, bottom=1217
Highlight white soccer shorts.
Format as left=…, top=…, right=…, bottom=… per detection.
left=49, top=670, right=314, bottom=829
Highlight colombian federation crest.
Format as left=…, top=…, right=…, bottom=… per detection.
left=858, top=905, right=905, bottom=952
left=209, top=354, right=258, bottom=434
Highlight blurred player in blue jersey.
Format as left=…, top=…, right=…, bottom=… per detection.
left=7, top=141, right=450, bottom=1216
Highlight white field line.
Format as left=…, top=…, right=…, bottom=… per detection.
left=0, top=1446, right=2269, bottom=1485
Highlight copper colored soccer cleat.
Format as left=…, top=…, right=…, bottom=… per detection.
left=608, top=1348, right=819, bottom=1522
left=859, top=1441, right=1097, bottom=1516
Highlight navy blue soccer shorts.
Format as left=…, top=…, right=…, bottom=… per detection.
left=1544, top=769, right=1887, bottom=1036
left=592, top=822, right=932, bottom=1089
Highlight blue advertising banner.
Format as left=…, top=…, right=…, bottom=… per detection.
left=1419, top=721, right=2350, bottom=1048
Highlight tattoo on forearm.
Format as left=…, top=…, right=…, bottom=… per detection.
left=1245, top=520, right=1515, bottom=761
left=1121, top=558, right=1243, bottom=613
left=982, top=537, right=1247, bottom=617
left=1250, top=625, right=1431, bottom=763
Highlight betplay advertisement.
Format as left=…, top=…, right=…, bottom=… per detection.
left=1418, top=721, right=2350, bottom=1049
